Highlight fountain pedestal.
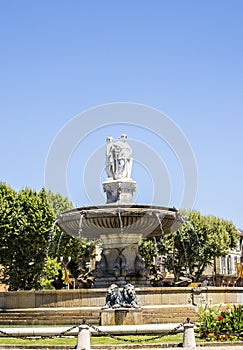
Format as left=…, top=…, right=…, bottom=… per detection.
left=101, top=308, right=143, bottom=325
left=103, top=179, right=136, bottom=204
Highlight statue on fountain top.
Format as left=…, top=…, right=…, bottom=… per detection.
left=103, top=134, right=136, bottom=203
left=105, top=134, right=133, bottom=180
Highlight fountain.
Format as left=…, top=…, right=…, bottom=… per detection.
left=0, top=134, right=242, bottom=327
left=56, top=134, right=183, bottom=288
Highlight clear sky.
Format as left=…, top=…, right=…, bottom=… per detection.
left=0, top=1, right=242, bottom=228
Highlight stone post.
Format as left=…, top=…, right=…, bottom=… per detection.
left=76, top=324, right=90, bottom=350
left=183, top=320, right=196, bottom=349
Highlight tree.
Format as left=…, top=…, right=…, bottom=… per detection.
left=45, top=191, right=96, bottom=283
left=46, top=190, right=73, bottom=218
left=0, top=184, right=54, bottom=290
left=138, top=238, right=158, bottom=265
left=139, top=210, right=238, bottom=282
left=39, top=256, right=62, bottom=290
left=0, top=185, right=96, bottom=290
left=160, top=211, right=238, bottom=282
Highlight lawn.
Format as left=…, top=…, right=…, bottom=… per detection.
left=0, top=333, right=183, bottom=346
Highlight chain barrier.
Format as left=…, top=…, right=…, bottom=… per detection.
left=84, top=319, right=185, bottom=343
left=0, top=324, right=78, bottom=340
left=0, top=318, right=192, bottom=344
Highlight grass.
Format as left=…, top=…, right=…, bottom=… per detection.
left=0, top=333, right=183, bottom=346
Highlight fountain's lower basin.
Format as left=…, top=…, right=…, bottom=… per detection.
left=56, top=204, right=184, bottom=287
left=56, top=204, right=183, bottom=241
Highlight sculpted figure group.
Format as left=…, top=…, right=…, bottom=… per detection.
left=105, top=134, right=132, bottom=180
left=102, top=283, right=140, bottom=309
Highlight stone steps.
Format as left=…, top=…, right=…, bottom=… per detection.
left=0, top=306, right=197, bottom=326
left=0, top=309, right=101, bottom=326
left=142, top=307, right=197, bottom=324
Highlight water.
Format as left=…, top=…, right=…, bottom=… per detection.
left=40, top=220, right=58, bottom=280
left=153, top=236, right=159, bottom=253
left=78, top=214, right=84, bottom=239
left=178, top=229, right=190, bottom=275
left=185, top=220, right=202, bottom=246
left=56, top=231, right=63, bottom=256
left=45, top=219, right=58, bottom=256
left=156, top=213, right=165, bottom=235
left=118, top=209, right=123, bottom=234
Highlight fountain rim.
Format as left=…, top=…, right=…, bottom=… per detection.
left=57, top=204, right=180, bottom=218
left=55, top=204, right=184, bottom=239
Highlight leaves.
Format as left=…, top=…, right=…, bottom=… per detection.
left=198, top=302, right=243, bottom=340
left=139, top=210, right=238, bottom=282
left=0, top=184, right=54, bottom=290
left=0, top=185, right=96, bottom=290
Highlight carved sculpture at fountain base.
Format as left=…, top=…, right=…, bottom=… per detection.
left=94, top=276, right=151, bottom=288
left=92, top=244, right=150, bottom=288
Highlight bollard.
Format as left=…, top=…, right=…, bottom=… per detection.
left=183, top=319, right=196, bottom=349
left=76, top=324, right=90, bottom=350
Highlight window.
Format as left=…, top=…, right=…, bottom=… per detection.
left=221, top=257, right=226, bottom=274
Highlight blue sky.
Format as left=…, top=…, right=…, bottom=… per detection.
left=0, top=1, right=242, bottom=228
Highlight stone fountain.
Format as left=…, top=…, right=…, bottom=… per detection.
left=0, top=135, right=242, bottom=327
left=56, top=134, right=183, bottom=288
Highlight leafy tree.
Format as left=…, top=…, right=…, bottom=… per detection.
left=138, top=238, right=158, bottom=265
left=0, top=184, right=54, bottom=290
left=46, top=190, right=73, bottom=218
left=0, top=185, right=97, bottom=290
left=160, top=211, right=238, bottom=282
left=39, top=256, right=62, bottom=289
left=0, top=183, right=17, bottom=284
left=139, top=210, right=238, bottom=282
left=45, top=191, right=96, bottom=282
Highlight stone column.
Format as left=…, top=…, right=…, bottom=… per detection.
left=183, top=321, right=196, bottom=349
left=76, top=325, right=90, bottom=350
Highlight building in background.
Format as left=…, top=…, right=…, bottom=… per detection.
left=203, top=229, right=243, bottom=286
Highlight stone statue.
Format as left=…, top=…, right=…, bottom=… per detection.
left=105, top=134, right=132, bottom=180
left=102, top=283, right=140, bottom=309
left=101, top=284, right=122, bottom=309
left=105, top=137, right=114, bottom=178
left=121, top=283, right=140, bottom=309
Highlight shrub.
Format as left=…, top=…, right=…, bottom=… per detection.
left=198, top=300, right=243, bottom=341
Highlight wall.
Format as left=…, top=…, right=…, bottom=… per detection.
left=0, top=287, right=242, bottom=309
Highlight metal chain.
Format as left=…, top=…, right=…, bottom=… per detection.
left=85, top=320, right=185, bottom=343
left=0, top=324, right=79, bottom=340
left=0, top=318, right=191, bottom=343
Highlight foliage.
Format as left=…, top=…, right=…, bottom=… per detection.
left=0, top=184, right=54, bottom=290
left=159, top=211, right=238, bottom=282
left=41, top=191, right=97, bottom=286
left=138, top=238, right=158, bottom=265
left=198, top=301, right=243, bottom=341
left=45, top=191, right=96, bottom=279
left=39, top=256, right=62, bottom=289
left=46, top=190, right=73, bottom=218
left=0, top=184, right=96, bottom=290
left=139, top=211, right=238, bottom=282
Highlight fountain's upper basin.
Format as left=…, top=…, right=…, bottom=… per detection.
left=56, top=204, right=183, bottom=241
